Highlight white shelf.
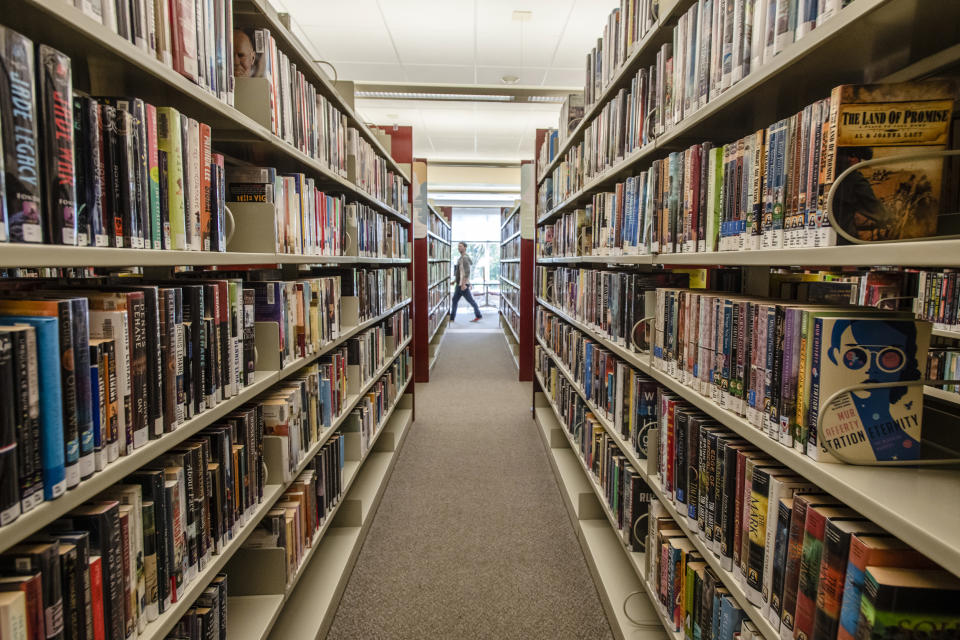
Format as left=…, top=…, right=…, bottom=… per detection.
left=500, top=230, right=521, bottom=245
left=500, top=276, right=520, bottom=289
left=500, top=310, right=520, bottom=345
left=537, top=254, right=655, bottom=265
left=426, top=230, right=451, bottom=244
left=933, top=327, right=960, bottom=340
left=0, top=244, right=412, bottom=268
left=535, top=304, right=960, bottom=578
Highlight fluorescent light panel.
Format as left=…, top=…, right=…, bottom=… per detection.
left=356, top=91, right=514, bottom=102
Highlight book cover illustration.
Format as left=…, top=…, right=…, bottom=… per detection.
left=814, top=317, right=931, bottom=463
left=827, top=80, right=956, bottom=242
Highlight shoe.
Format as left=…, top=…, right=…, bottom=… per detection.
left=470, top=317, right=481, bottom=323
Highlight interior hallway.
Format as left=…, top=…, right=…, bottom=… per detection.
left=326, top=308, right=613, bottom=639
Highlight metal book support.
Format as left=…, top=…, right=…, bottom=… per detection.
left=825, top=149, right=960, bottom=246
left=817, top=378, right=960, bottom=466
left=623, top=589, right=664, bottom=629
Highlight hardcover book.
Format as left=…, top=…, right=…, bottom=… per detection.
left=825, top=80, right=956, bottom=242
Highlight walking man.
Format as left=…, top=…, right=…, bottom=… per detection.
left=451, top=241, right=482, bottom=323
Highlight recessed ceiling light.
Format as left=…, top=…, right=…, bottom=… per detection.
left=512, top=10, right=532, bottom=21
left=501, top=75, right=520, bottom=85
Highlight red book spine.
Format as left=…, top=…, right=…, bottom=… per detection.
left=794, top=507, right=827, bottom=640
left=89, top=557, right=105, bottom=640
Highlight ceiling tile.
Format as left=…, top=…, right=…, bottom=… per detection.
left=331, top=62, right=407, bottom=82
left=541, top=68, right=583, bottom=88
left=474, top=66, right=549, bottom=86
left=297, top=25, right=397, bottom=64
left=403, top=64, right=476, bottom=84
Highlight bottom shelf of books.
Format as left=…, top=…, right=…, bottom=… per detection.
left=226, top=391, right=414, bottom=640
left=533, top=394, right=666, bottom=640
left=500, top=312, right=520, bottom=371
left=429, top=314, right=449, bottom=371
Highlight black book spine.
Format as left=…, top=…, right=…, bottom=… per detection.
left=130, top=100, right=150, bottom=250
left=92, top=102, right=111, bottom=247
left=140, top=501, right=158, bottom=620
left=71, top=95, right=91, bottom=247
left=242, top=288, right=255, bottom=386
left=52, top=300, right=80, bottom=488
left=0, top=27, right=44, bottom=243
left=38, top=44, right=76, bottom=246
left=101, top=339, right=119, bottom=462
left=128, top=471, right=169, bottom=613
left=100, top=104, right=124, bottom=248
left=142, top=288, right=163, bottom=437
left=56, top=532, right=91, bottom=640
left=64, top=299, right=93, bottom=480
left=117, top=109, right=141, bottom=248
left=158, top=149, right=170, bottom=250
left=89, top=342, right=103, bottom=469
left=58, top=544, right=79, bottom=640
left=0, top=333, right=20, bottom=524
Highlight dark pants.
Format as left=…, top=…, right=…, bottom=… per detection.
left=451, top=285, right=482, bottom=320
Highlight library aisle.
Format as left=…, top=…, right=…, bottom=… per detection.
left=327, top=312, right=612, bottom=639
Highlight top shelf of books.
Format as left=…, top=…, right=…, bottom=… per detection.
left=535, top=0, right=960, bottom=193
left=232, top=0, right=408, bottom=183
left=8, top=0, right=408, bottom=216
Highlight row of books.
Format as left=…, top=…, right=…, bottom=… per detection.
left=501, top=208, right=520, bottom=241
left=537, top=129, right=560, bottom=174
left=352, top=353, right=411, bottom=459
left=245, top=435, right=345, bottom=585
left=429, top=301, right=449, bottom=338
left=500, top=301, right=519, bottom=340
left=227, top=167, right=407, bottom=258
left=651, top=287, right=933, bottom=464
left=236, top=28, right=347, bottom=173
left=73, top=0, right=234, bottom=105
left=428, top=238, right=450, bottom=261
left=650, top=391, right=960, bottom=640
left=428, top=262, right=449, bottom=286
left=166, top=572, right=227, bottom=640
left=428, top=210, right=451, bottom=240
left=648, top=504, right=747, bottom=640
left=535, top=267, right=687, bottom=353
left=249, top=276, right=342, bottom=369
left=501, top=262, right=520, bottom=285
left=427, top=282, right=448, bottom=312
left=0, top=27, right=231, bottom=250
left=535, top=316, right=653, bottom=459
left=540, top=77, right=956, bottom=252
left=0, top=268, right=406, bottom=526
left=1, top=395, right=264, bottom=640
left=501, top=281, right=519, bottom=314
left=502, top=240, right=519, bottom=261
left=347, top=130, right=408, bottom=216
left=535, top=359, right=650, bottom=553
left=344, top=266, right=409, bottom=325
left=584, top=0, right=659, bottom=110
left=347, top=311, right=410, bottom=388
left=536, top=310, right=960, bottom=640
left=231, top=27, right=407, bottom=215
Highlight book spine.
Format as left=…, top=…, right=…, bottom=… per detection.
left=39, top=46, right=77, bottom=246
left=88, top=557, right=105, bottom=640
left=156, top=108, right=186, bottom=250
left=0, top=28, right=44, bottom=243
left=145, top=103, right=162, bottom=249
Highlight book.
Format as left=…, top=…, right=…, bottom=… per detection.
left=0, top=27, right=44, bottom=243
left=0, top=591, right=27, bottom=640
left=824, top=80, right=956, bottom=243
left=0, top=573, right=43, bottom=640
left=38, top=45, right=77, bottom=246
left=856, top=567, right=960, bottom=640
left=811, top=316, right=931, bottom=463
left=0, top=315, right=65, bottom=500
left=0, top=541, right=64, bottom=640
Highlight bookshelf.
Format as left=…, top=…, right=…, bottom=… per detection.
left=0, top=1, right=414, bottom=638
left=532, top=1, right=960, bottom=639
left=500, top=202, right=522, bottom=371
left=427, top=204, right=452, bottom=372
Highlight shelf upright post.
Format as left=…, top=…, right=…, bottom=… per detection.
left=412, top=158, right=432, bottom=383
left=518, top=160, right=535, bottom=383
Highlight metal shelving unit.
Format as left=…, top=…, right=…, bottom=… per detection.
left=0, top=1, right=416, bottom=636
left=531, top=1, right=960, bottom=638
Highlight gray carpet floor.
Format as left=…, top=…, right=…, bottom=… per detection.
left=325, top=309, right=614, bottom=640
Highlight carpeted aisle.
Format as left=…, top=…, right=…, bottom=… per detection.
left=325, top=308, right=613, bottom=639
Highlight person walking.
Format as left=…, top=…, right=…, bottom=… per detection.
left=451, top=241, right=482, bottom=323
